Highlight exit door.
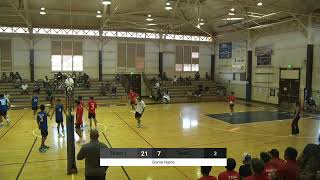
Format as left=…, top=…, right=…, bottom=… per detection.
left=123, top=74, right=141, bottom=95
left=279, top=68, right=300, bottom=105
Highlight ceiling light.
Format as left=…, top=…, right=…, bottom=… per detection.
left=146, top=15, right=154, bottom=21
left=248, top=14, right=261, bottom=18
left=257, top=2, right=263, bottom=6
left=102, top=0, right=111, bottom=5
left=96, top=11, right=102, bottom=18
left=228, top=12, right=235, bottom=16
left=40, top=7, right=46, bottom=15
left=196, top=24, right=201, bottom=29
left=221, top=17, right=244, bottom=21
left=199, top=18, right=204, bottom=26
left=230, top=8, right=235, bottom=12
left=147, top=23, right=157, bottom=26
left=165, top=2, right=172, bottom=10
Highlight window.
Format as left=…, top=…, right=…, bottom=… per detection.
left=51, top=41, right=83, bottom=72
left=0, top=39, right=12, bottom=71
left=175, top=46, right=199, bottom=72
left=117, top=43, right=145, bottom=70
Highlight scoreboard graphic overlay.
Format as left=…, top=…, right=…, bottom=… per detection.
left=100, top=148, right=227, bottom=166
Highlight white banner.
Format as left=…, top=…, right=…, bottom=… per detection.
left=100, top=158, right=227, bottom=166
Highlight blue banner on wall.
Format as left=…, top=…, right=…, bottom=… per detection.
left=219, top=42, right=232, bottom=59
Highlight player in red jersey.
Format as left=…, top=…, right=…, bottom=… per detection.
left=227, top=92, right=236, bottom=115
left=199, top=166, right=217, bottom=180
left=86, top=96, right=98, bottom=130
left=75, top=100, right=85, bottom=144
left=78, top=96, right=84, bottom=129
left=128, top=89, right=138, bottom=113
left=218, top=158, right=240, bottom=180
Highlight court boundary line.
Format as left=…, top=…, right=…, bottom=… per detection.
left=109, top=108, right=191, bottom=179
left=0, top=113, right=24, bottom=140
left=16, top=137, right=38, bottom=179
left=102, top=132, right=131, bottom=180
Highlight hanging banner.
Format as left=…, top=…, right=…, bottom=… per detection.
left=256, top=45, right=273, bottom=66
left=219, top=42, right=232, bottom=59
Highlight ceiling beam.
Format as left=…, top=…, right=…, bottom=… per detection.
left=8, top=1, right=31, bottom=27
left=22, top=0, right=32, bottom=28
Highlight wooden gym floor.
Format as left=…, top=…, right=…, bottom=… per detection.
left=0, top=101, right=319, bottom=180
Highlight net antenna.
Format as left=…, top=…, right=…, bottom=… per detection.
left=66, top=0, right=77, bottom=174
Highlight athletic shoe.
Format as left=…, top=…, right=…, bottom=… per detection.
left=43, top=145, right=50, bottom=149
left=137, top=124, right=141, bottom=128
left=39, top=147, right=44, bottom=153
left=0, top=123, right=4, bottom=127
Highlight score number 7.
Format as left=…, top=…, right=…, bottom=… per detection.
left=157, top=150, right=162, bottom=157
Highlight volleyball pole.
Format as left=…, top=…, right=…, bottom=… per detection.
left=66, top=87, right=77, bottom=174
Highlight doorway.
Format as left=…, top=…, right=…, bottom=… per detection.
left=123, top=74, right=141, bottom=95
left=278, top=68, right=300, bottom=106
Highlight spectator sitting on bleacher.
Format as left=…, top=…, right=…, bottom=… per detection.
left=84, top=79, right=90, bottom=89
left=15, top=77, right=22, bottom=88
left=100, top=83, right=106, bottom=96
left=115, top=73, right=121, bottom=82
left=198, top=83, right=204, bottom=93
left=178, top=75, right=183, bottom=85
left=72, top=72, right=77, bottom=79
left=21, top=81, right=29, bottom=95
left=105, top=81, right=110, bottom=91
left=155, top=81, right=160, bottom=90
left=172, top=76, right=178, bottom=84
left=205, top=86, right=210, bottom=93
left=205, top=72, right=210, bottom=80
left=186, top=76, right=192, bottom=86
left=15, top=72, right=21, bottom=80
left=162, top=89, right=170, bottom=104
left=161, top=72, right=168, bottom=81
left=9, top=72, right=15, bottom=82
left=57, top=72, right=63, bottom=82
left=53, top=78, right=58, bottom=91
left=1, top=72, right=7, bottom=82
left=43, top=76, right=49, bottom=88
left=33, top=82, right=41, bottom=95
left=111, top=83, right=117, bottom=96
left=195, top=72, right=200, bottom=80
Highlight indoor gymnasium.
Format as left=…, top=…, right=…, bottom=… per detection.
left=0, top=0, right=320, bottom=179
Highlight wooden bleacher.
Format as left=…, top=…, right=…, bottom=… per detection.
left=150, top=79, right=225, bottom=103
left=0, top=80, right=127, bottom=109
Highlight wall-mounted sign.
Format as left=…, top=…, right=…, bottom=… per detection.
left=219, top=42, right=232, bottom=59
left=256, top=45, right=273, bottom=66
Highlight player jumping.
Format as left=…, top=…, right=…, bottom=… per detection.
left=87, top=96, right=98, bottom=130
